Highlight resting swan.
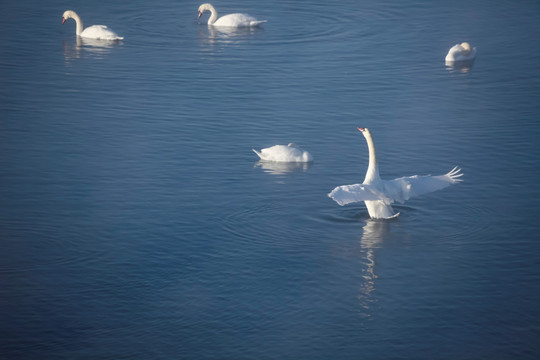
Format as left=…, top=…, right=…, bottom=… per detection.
left=328, top=128, right=463, bottom=219
left=197, top=3, right=267, bottom=27
left=445, top=42, right=476, bottom=63
left=253, top=143, right=313, bottom=163
left=62, top=10, right=124, bottom=40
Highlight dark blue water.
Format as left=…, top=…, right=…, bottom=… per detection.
left=1, top=0, right=540, bottom=358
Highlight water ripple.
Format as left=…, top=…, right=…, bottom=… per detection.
left=221, top=201, right=322, bottom=248
left=0, top=219, right=110, bottom=274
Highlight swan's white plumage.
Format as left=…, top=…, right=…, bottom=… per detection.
left=445, top=42, right=476, bottom=62
left=253, top=143, right=313, bottom=163
left=79, top=25, right=122, bottom=40
left=328, top=128, right=463, bottom=219
left=198, top=3, right=267, bottom=27
left=329, top=167, right=463, bottom=206
left=62, top=10, right=123, bottom=40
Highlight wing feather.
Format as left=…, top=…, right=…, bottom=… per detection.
left=328, top=183, right=391, bottom=206
left=328, top=167, right=463, bottom=206
left=384, top=166, right=463, bottom=203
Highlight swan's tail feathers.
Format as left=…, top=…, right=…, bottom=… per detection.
left=252, top=149, right=263, bottom=159
left=385, top=212, right=400, bottom=220
left=446, top=166, right=464, bottom=183
left=250, top=20, right=267, bottom=27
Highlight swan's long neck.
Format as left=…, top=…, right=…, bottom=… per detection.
left=363, top=132, right=380, bottom=184
left=71, top=12, right=84, bottom=35
left=206, top=5, right=218, bottom=25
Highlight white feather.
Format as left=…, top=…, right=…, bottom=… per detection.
left=445, top=42, right=476, bottom=63
left=62, top=10, right=123, bottom=40
left=80, top=25, right=123, bottom=41
left=253, top=143, right=313, bottom=163
left=328, top=128, right=463, bottom=219
left=198, top=3, right=267, bottom=27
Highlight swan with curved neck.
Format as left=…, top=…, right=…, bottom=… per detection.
left=445, top=42, right=476, bottom=63
left=328, top=127, right=463, bottom=219
left=197, top=3, right=267, bottom=27
left=62, top=10, right=123, bottom=40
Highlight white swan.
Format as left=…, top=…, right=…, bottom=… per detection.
left=445, top=42, right=476, bottom=63
left=253, top=143, right=313, bottom=163
left=62, top=10, right=124, bottom=40
left=198, top=3, right=267, bottom=27
left=328, top=128, right=463, bottom=219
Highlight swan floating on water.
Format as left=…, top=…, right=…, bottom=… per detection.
left=445, top=42, right=476, bottom=63
left=253, top=143, right=313, bottom=163
left=198, top=3, right=267, bottom=27
left=328, top=128, right=463, bottom=219
left=62, top=10, right=124, bottom=40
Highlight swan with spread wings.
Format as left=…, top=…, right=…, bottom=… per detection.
left=328, top=128, right=463, bottom=219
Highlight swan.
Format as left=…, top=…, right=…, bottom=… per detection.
left=253, top=143, right=313, bottom=163
left=62, top=10, right=124, bottom=40
left=328, top=128, right=463, bottom=219
left=198, top=3, right=267, bottom=27
left=445, top=42, right=476, bottom=63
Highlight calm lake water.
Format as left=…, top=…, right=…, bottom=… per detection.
left=1, top=0, right=540, bottom=358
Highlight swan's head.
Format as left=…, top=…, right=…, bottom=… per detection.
left=62, top=10, right=76, bottom=24
left=460, top=42, right=472, bottom=53
left=198, top=3, right=212, bottom=18
left=358, top=127, right=372, bottom=138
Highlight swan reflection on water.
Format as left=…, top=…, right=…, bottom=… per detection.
left=445, top=60, right=475, bottom=74
left=254, top=160, right=312, bottom=175
left=63, top=37, right=122, bottom=62
left=198, top=25, right=263, bottom=47
left=358, top=219, right=392, bottom=309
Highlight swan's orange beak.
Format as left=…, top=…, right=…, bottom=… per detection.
left=198, top=11, right=202, bottom=18
left=358, top=127, right=365, bottom=132
left=62, top=18, right=66, bottom=25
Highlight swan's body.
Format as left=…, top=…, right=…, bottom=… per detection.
left=253, top=143, right=313, bottom=163
left=445, top=42, right=476, bottom=62
left=62, top=10, right=123, bottom=40
left=198, top=3, right=267, bottom=27
left=328, top=128, right=463, bottom=219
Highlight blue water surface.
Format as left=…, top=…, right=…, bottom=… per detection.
left=1, top=0, right=540, bottom=359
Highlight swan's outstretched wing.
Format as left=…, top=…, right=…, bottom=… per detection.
left=384, top=166, right=463, bottom=203
left=328, top=183, right=392, bottom=206
left=329, top=167, right=463, bottom=206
